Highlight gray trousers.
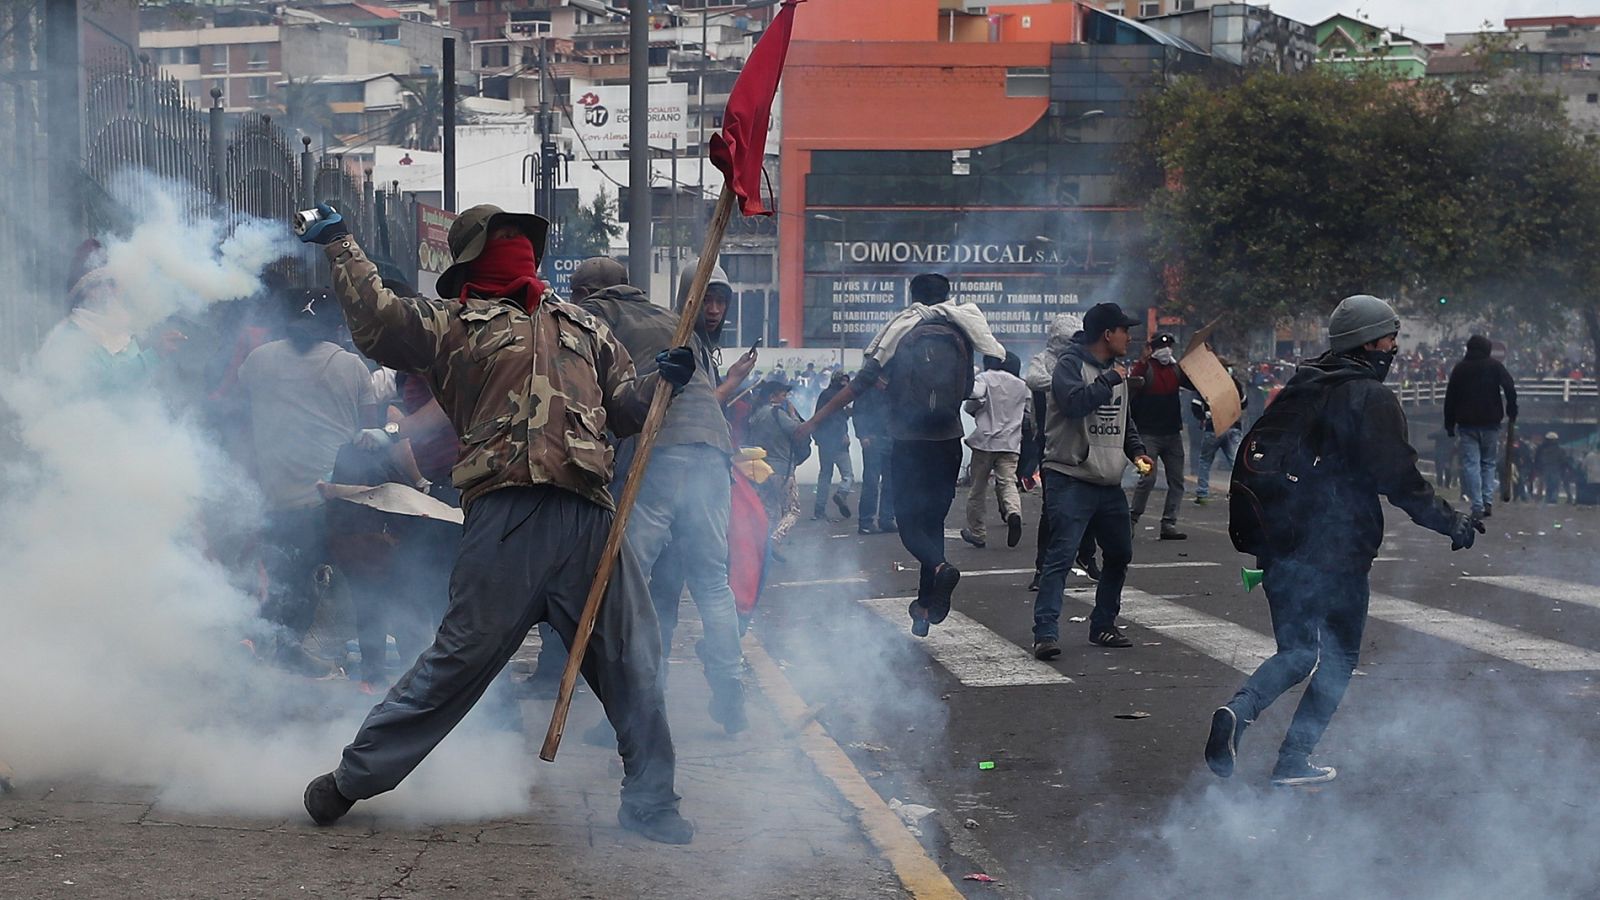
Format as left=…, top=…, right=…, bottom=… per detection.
left=334, top=486, right=679, bottom=815
left=1130, top=431, right=1185, bottom=527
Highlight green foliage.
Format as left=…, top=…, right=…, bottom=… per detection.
left=386, top=75, right=455, bottom=152
left=561, top=188, right=623, bottom=258
left=1129, top=65, right=1600, bottom=342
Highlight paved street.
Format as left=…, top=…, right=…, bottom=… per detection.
left=758, top=476, right=1600, bottom=898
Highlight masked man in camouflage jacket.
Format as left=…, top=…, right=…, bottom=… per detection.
left=297, top=203, right=698, bottom=845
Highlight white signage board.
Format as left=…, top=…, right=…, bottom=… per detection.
left=572, top=82, right=690, bottom=152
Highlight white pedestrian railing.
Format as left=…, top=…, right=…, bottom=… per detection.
left=1395, top=378, right=1599, bottom=406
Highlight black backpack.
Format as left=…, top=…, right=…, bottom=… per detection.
left=1228, top=372, right=1365, bottom=557
left=890, top=323, right=974, bottom=426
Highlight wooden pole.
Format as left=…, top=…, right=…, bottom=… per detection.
left=540, top=182, right=739, bottom=762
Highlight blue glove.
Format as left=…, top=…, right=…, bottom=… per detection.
left=298, top=203, right=350, bottom=245
left=655, top=346, right=696, bottom=391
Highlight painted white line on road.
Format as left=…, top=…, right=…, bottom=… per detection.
left=955, top=562, right=1221, bottom=580
left=1464, top=575, right=1600, bottom=612
left=859, top=596, right=1071, bottom=687
left=1064, top=588, right=1274, bottom=674
left=1369, top=593, right=1600, bottom=672
left=769, top=576, right=870, bottom=588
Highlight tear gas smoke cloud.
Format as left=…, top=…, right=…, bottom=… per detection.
left=0, top=172, right=531, bottom=820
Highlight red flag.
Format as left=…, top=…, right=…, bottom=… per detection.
left=708, top=0, right=799, bottom=217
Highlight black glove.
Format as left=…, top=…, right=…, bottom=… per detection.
left=298, top=203, right=350, bottom=245
left=1445, top=427, right=1456, bottom=438
left=1449, top=511, right=1486, bottom=551
left=655, top=346, right=696, bottom=391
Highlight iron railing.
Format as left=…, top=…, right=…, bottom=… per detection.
left=1396, top=378, right=1600, bottom=405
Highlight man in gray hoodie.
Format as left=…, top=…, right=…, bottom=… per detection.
left=1032, top=302, right=1153, bottom=658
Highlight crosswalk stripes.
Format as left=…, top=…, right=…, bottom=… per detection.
left=858, top=597, right=1072, bottom=688
left=1367, top=593, right=1600, bottom=672
left=1067, top=589, right=1275, bottom=674
left=1464, top=575, right=1600, bottom=612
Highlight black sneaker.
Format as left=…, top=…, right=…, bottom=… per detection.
left=960, top=528, right=986, bottom=548
left=619, top=805, right=696, bottom=844
left=1205, top=706, right=1242, bottom=778
left=1076, top=553, right=1102, bottom=582
left=1027, top=571, right=1040, bottom=592
left=1089, top=627, right=1132, bottom=648
left=1032, top=640, right=1061, bottom=660
left=926, top=564, right=960, bottom=624
left=1006, top=513, right=1023, bottom=548
left=1160, top=527, right=1188, bottom=541
left=1482, top=504, right=1493, bottom=519
left=834, top=493, right=852, bottom=518
left=303, top=772, right=355, bottom=826
left=1271, top=759, right=1337, bottom=787
left=908, top=600, right=930, bottom=638
left=858, top=525, right=874, bottom=535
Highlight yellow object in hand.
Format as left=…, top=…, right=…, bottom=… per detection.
left=1134, top=458, right=1153, bottom=476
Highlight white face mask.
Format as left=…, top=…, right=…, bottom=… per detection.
left=1153, top=347, right=1176, bottom=365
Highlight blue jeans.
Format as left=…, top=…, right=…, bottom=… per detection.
left=625, top=444, right=744, bottom=689
left=1033, top=471, right=1134, bottom=640
left=1228, top=559, right=1368, bottom=762
left=1196, top=425, right=1241, bottom=498
left=1457, top=426, right=1500, bottom=512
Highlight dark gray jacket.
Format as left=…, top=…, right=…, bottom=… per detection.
left=1042, top=337, right=1145, bottom=486
left=577, top=284, right=732, bottom=456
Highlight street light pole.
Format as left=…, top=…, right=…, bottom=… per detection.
left=628, top=0, right=651, bottom=289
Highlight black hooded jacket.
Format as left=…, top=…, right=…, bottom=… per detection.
left=1443, top=336, right=1517, bottom=432
left=1263, top=350, right=1457, bottom=570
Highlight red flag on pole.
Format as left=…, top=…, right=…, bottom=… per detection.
left=708, top=0, right=799, bottom=217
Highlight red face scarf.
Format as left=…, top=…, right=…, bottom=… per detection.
left=459, top=236, right=547, bottom=306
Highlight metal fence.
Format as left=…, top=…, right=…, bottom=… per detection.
left=1396, top=378, right=1600, bottom=406
left=0, top=53, right=420, bottom=362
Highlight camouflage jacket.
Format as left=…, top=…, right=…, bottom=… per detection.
left=325, top=237, right=659, bottom=510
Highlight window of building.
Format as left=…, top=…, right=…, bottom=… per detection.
left=721, top=253, right=773, bottom=284
left=247, top=77, right=268, bottom=99
left=1005, top=66, right=1049, bottom=98
left=209, top=45, right=227, bottom=70
left=1588, top=93, right=1598, bottom=103
left=1138, top=1, right=1159, bottom=17
left=1105, top=1, right=1125, bottom=13
left=457, top=1, right=476, bottom=13
left=1175, top=0, right=1195, bottom=10
left=247, top=43, right=269, bottom=70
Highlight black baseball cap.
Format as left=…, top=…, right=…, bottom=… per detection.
left=1151, top=332, right=1176, bottom=348
left=1083, top=302, right=1142, bottom=339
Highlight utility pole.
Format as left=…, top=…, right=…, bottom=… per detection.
left=669, top=137, right=679, bottom=299
left=442, top=36, right=457, bottom=212
left=536, top=37, right=556, bottom=225
left=627, top=0, right=651, bottom=289
left=45, top=0, right=82, bottom=241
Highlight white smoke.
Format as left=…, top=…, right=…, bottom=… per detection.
left=0, top=174, right=532, bottom=820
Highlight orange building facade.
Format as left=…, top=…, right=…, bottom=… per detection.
left=776, top=0, right=1198, bottom=350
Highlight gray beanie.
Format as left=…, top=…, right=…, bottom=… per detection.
left=1328, top=294, right=1401, bottom=352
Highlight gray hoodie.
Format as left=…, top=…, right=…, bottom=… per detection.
left=1042, top=336, right=1144, bottom=486
left=1026, top=314, right=1079, bottom=392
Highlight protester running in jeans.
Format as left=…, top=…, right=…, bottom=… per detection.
left=1207, top=295, right=1480, bottom=787
left=962, top=351, right=1029, bottom=549
left=1191, top=359, right=1247, bottom=504
left=1025, top=314, right=1102, bottom=592
left=811, top=370, right=855, bottom=521
left=296, top=204, right=698, bottom=844
left=852, top=375, right=896, bottom=535
left=1032, top=302, right=1153, bottom=658
left=1128, top=332, right=1189, bottom=540
left=1443, top=334, right=1517, bottom=519
left=803, top=272, right=1001, bottom=637
left=574, top=257, right=749, bottom=735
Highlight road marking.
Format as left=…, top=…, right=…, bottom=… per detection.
left=1369, top=593, right=1600, bottom=672
left=1464, top=575, right=1600, bottom=612
left=859, top=597, right=1071, bottom=687
left=743, top=639, right=965, bottom=900
left=1061, top=589, right=1600, bottom=675
left=955, top=562, right=1220, bottom=580
left=769, top=576, right=870, bottom=588
left=1065, top=588, right=1274, bottom=674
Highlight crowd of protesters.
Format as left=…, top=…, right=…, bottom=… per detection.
left=39, top=203, right=1600, bottom=832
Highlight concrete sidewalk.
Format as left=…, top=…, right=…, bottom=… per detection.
left=0, top=626, right=915, bottom=900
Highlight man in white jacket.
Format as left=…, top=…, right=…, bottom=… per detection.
left=962, top=352, right=1030, bottom=549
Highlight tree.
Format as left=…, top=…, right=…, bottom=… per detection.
left=560, top=188, right=623, bottom=258
left=385, top=75, right=457, bottom=152
left=280, top=77, right=336, bottom=149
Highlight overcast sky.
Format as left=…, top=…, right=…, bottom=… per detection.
left=1264, top=2, right=1600, bottom=43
